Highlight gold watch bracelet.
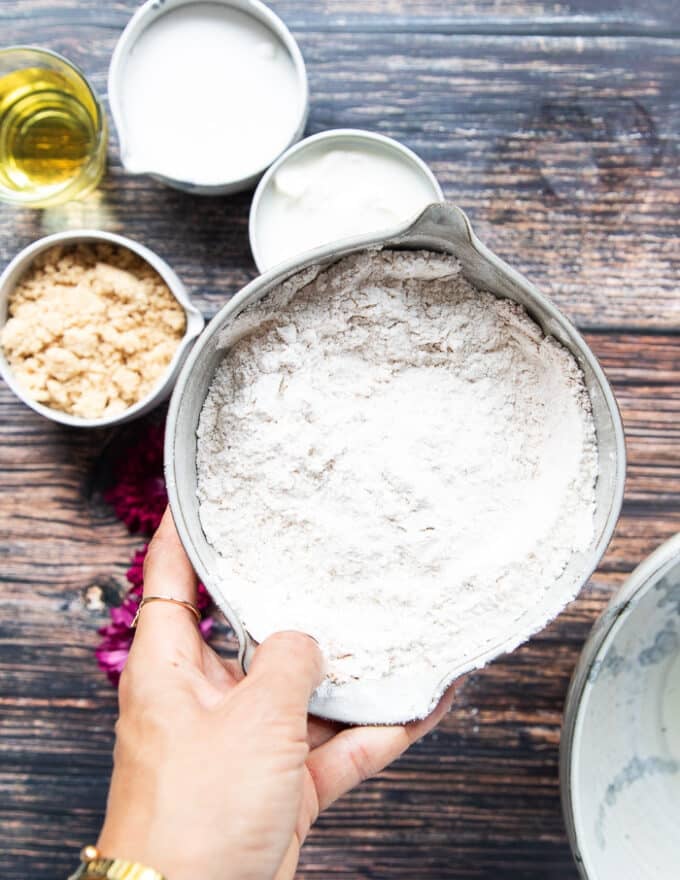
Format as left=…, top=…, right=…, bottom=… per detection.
left=68, top=846, right=166, bottom=880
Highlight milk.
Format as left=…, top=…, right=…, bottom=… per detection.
left=119, top=3, right=303, bottom=185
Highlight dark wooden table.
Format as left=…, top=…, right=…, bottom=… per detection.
left=1, top=2, right=679, bottom=878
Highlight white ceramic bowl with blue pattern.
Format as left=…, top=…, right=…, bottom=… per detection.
left=561, top=533, right=680, bottom=879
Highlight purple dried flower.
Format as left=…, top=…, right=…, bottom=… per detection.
left=104, top=423, right=167, bottom=535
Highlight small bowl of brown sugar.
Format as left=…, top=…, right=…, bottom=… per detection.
left=0, top=230, right=204, bottom=427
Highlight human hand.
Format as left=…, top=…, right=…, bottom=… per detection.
left=97, top=508, right=457, bottom=880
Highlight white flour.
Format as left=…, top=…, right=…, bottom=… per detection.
left=196, top=250, right=598, bottom=690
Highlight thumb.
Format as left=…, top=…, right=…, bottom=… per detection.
left=247, top=631, right=324, bottom=717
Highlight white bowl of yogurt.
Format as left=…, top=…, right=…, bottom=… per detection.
left=108, top=0, right=309, bottom=194
left=249, top=129, right=444, bottom=272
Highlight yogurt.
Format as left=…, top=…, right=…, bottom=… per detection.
left=118, top=2, right=305, bottom=186
left=250, top=131, right=442, bottom=271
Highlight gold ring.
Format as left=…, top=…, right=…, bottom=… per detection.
left=130, top=596, right=202, bottom=629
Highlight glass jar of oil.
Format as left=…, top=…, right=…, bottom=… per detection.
left=0, top=47, right=107, bottom=208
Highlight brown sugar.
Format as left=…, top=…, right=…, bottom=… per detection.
left=1, top=242, right=186, bottom=419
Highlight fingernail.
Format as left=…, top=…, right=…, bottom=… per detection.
left=301, top=631, right=320, bottom=646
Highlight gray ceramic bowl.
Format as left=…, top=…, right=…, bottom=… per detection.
left=165, top=202, right=626, bottom=724
left=0, top=230, right=204, bottom=428
left=561, top=533, right=680, bottom=880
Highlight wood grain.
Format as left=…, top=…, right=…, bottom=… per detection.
left=1, top=2, right=679, bottom=879
left=3, top=0, right=680, bottom=34
left=1, top=23, right=678, bottom=329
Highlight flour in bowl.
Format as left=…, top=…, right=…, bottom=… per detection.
left=196, top=250, right=598, bottom=690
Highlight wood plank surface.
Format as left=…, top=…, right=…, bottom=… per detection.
left=3, top=0, right=680, bottom=34
left=1, top=25, right=678, bottom=329
left=1, top=1, right=679, bottom=878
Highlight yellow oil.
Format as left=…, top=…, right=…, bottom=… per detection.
left=0, top=66, right=104, bottom=205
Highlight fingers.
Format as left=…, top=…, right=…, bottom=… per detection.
left=142, top=508, right=198, bottom=603
left=200, top=654, right=244, bottom=695
left=306, top=683, right=457, bottom=812
left=132, top=507, right=201, bottom=657
left=221, top=658, right=246, bottom=682
left=247, top=632, right=323, bottom=719
left=405, top=681, right=459, bottom=741
left=306, top=725, right=409, bottom=812
left=273, top=834, right=301, bottom=880
left=307, top=716, right=343, bottom=749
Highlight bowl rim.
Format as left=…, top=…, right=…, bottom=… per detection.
left=166, top=202, right=626, bottom=723
left=107, top=0, right=309, bottom=191
left=0, top=229, right=204, bottom=428
left=248, top=127, right=445, bottom=272
left=560, top=531, right=680, bottom=879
